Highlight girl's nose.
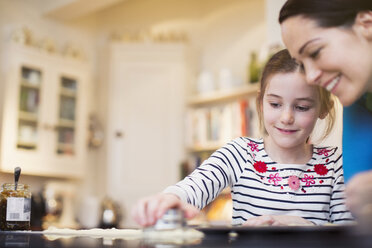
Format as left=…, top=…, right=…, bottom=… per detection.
left=304, top=61, right=322, bottom=86
left=281, top=108, right=294, bottom=124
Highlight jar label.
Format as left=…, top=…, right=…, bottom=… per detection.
left=6, top=197, right=31, bottom=221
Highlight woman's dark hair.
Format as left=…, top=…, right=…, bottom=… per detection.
left=279, top=0, right=372, bottom=28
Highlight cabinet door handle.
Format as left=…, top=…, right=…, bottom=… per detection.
left=42, top=124, right=58, bottom=131
left=43, top=124, right=52, bottom=130
left=52, top=125, right=59, bottom=131
left=115, top=131, right=124, bottom=138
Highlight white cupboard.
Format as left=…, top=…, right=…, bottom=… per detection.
left=0, top=43, right=89, bottom=178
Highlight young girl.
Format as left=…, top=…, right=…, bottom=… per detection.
left=132, top=49, right=354, bottom=227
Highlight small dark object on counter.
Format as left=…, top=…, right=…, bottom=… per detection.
left=99, top=198, right=122, bottom=229
left=31, top=191, right=46, bottom=231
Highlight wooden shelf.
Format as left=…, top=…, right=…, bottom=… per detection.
left=20, top=79, right=40, bottom=89
left=58, top=119, right=75, bottom=128
left=60, top=88, right=77, bottom=98
left=57, top=143, right=75, bottom=155
left=17, top=141, right=37, bottom=149
left=188, top=84, right=259, bottom=106
left=188, top=142, right=223, bottom=153
left=57, top=142, right=74, bottom=150
left=19, top=111, right=38, bottom=122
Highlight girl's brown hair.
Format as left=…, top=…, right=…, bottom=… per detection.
left=256, top=49, right=335, bottom=142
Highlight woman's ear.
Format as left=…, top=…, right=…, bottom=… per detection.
left=354, top=11, right=372, bottom=40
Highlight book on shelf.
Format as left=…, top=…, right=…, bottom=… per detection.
left=183, top=151, right=213, bottom=177
left=185, top=99, right=255, bottom=152
left=240, top=100, right=248, bottom=136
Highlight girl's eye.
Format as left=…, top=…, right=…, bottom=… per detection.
left=296, top=105, right=310, bottom=111
left=270, top=102, right=281, bottom=108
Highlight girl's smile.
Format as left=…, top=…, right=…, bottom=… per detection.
left=275, top=127, right=298, bottom=134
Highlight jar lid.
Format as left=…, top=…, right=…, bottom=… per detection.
left=2, top=183, right=29, bottom=190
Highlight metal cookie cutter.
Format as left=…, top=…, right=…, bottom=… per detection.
left=153, top=208, right=186, bottom=230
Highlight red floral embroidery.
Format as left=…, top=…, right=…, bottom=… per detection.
left=318, top=148, right=330, bottom=156
left=247, top=141, right=259, bottom=152
left=288, top=175, right=300, bottom=191
left=301, top=174, right=315, bottom=186
left=268, top=173, right=282, bottom=185
left=319, top=180, right=324, bottom=184
left=314, top=164, right=328, bottom=176
left=272, top=167, right=276, bottom=170
left=253, top=161, right=267, bottom=173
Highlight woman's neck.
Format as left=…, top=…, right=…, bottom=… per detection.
left=263, top=136, right=313, bottom=164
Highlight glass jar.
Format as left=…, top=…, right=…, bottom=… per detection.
left=0, top=183, right=31, bottom=230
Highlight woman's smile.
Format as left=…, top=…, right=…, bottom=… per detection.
left=324, top=74, right=341, bottom=93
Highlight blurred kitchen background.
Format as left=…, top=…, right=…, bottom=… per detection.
left=0, top=0, right=342, bottom=229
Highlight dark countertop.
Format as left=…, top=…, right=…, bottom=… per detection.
left=1, top=225, right=372, bottom=248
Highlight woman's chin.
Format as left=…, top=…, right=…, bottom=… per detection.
left=337, top=87, right=368, bottom=106
left=338, top=94, right=357, bottom=107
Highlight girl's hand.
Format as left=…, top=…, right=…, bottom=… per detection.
left=345, top=170, right=372, bottom=219
left=131, top=193, right=200, bottom=227
left=242, top=215, right=314, bottom=226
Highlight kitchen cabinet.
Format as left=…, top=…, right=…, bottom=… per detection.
left=0, top=43, right=89, bottom=178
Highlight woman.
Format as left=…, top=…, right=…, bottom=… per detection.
left=278, top=0, right=372, bottom=220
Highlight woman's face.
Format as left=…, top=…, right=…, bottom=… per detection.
left=281, top=15, right=372, bottom=106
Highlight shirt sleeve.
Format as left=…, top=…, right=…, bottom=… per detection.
left=163, top=138, right=247, bottom=209
left=342, top=100, right=372, bottom=182
left=329, top=149, right=355, bottom=224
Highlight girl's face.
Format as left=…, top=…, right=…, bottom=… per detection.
left=263, top=72, right=322, bottom=149
left=281, top=15, right=372, bottom=106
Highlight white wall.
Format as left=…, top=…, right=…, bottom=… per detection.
left=265, top=0, right=286, bottom=46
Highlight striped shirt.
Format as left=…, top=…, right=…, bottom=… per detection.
left=164, top=137, right=354, bottom=225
